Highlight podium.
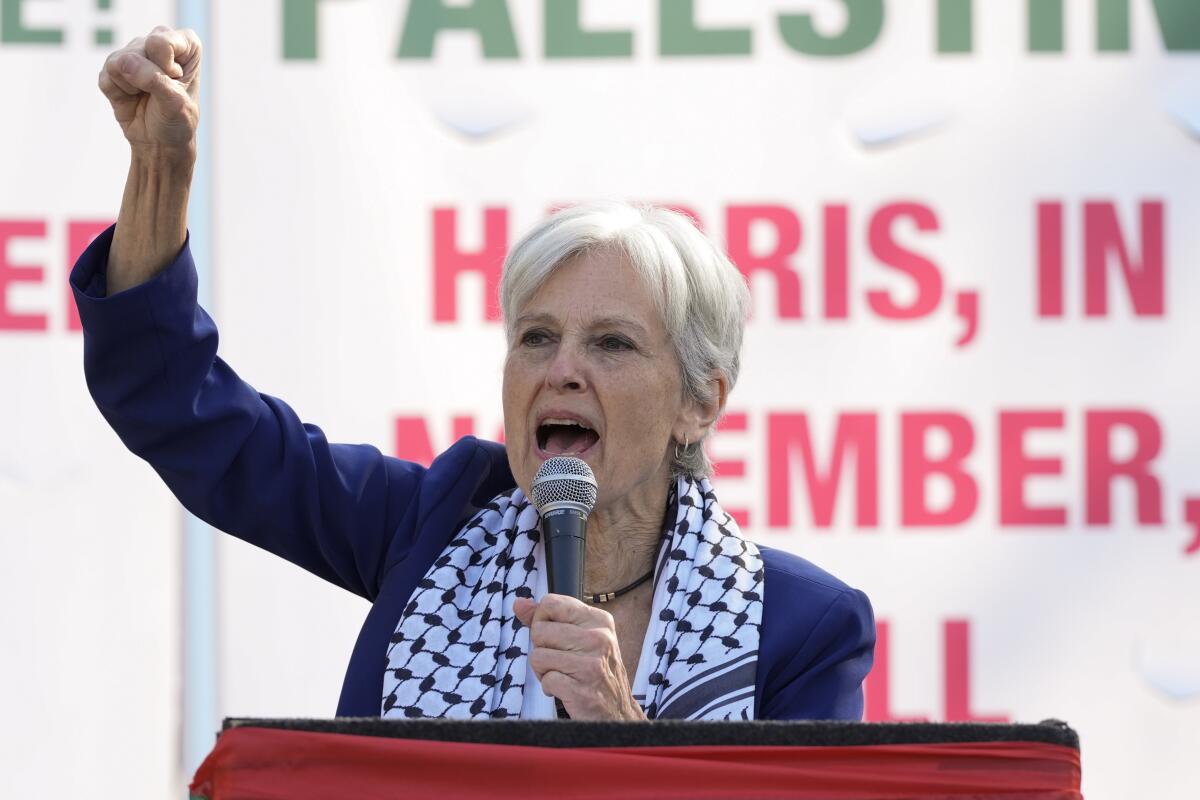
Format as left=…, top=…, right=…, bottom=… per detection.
left=190, top=717, right=1081, bottom=799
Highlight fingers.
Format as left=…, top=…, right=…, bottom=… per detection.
left=176, top=28, right=203, bottom=80
left=529, top=619, right=611, bottom=653
left=534, top=659, right=645, bottom=721
left=111, top=50, right=187, bottom=109
left=99, top=38, right=143, bottom=100
left=144, top=30, right=184, bottom=79
left=513, top=597, right=537, bottom=628
left=97, top=26, right=201, bottom=105
left=539, top=668, right=574, bottom=700
left=529, top=648, right=606, bottom=685
left=535, top=593, right=611, bottom=628
left=145, top=26, right=202, bottom=79
left=98, top=66, right=134, bottom=106
left=519, top=595, right=615, bottom=651
left=515, top=595, right=604, bottom=630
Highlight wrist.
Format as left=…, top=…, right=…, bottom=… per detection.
left=122, top=151, right=194, bottom=228
left=129, top=144, right=197, bottom=176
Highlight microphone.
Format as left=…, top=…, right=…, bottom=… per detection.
left=530, top=456, right=597, bottom=600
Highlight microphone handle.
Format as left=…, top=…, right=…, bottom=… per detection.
left=542, top=507, right=587, bottom=601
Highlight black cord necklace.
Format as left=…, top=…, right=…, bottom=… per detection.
left=584, top=490, right=674, bottom=605
left=585, top=567, right=655, bottom=604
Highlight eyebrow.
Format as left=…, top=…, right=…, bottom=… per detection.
left=513, top=312, right=650, bottom=339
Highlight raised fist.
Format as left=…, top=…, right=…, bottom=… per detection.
left=98, top=25, right=202, bottom=163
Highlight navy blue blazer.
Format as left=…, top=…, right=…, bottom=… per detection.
left=70, top=225, right=875, bottom=720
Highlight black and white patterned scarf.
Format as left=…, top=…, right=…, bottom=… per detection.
left=380, top=476, right=764, bottom=720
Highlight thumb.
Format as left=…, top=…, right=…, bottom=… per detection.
left=117, top=51, right=187, bottom=110
left=513, top=598, right=537, bottom=627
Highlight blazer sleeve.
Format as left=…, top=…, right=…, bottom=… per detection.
left=758, top=575, right=876, bottom=721
left=70, top=225, right=424, bottom=601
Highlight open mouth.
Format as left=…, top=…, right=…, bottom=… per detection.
left=536, top=419, right=600, bottom=456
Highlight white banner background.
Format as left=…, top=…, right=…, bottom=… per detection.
left=1, top=2, right=181, bottom=797
left=2, top=1, right=1198, bottom=797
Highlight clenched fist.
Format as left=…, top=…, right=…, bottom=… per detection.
left=99, top=25, right=202, bottom=164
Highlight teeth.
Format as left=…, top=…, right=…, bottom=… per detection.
left=542, top=418, right=591, bottom=430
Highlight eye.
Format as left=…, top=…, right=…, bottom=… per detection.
left=520, top=328, right=552, bottom=347
left=597, top=335, right=634, bottom=352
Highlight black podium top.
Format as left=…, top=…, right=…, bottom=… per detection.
left=223, top=717, right=1078, bottom=751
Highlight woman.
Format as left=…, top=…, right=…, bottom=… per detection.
left=79, top=26, right=874, bottom=721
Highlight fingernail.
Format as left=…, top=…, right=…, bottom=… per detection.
left=119, top=54, right=136, bottom=74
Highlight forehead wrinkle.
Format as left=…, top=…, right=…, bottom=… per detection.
left=513, top=309, right=654, bottom=339
left=513, top=253, right=667, bottom=345
left=587, top=315, right=651, bottom=339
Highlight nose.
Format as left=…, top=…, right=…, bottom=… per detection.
left=545, top=341, right=588, bottom=393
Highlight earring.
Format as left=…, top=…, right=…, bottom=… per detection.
left=674, top=435, right=690, bottom=461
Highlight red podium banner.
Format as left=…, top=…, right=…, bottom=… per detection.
left=190, top=726, right=1082, bottom=800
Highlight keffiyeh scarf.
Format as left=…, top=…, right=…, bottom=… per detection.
left=381, top=475, right=764, bottom=720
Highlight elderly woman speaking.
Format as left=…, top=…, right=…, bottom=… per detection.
left=76, top=27, right=874, bottom=722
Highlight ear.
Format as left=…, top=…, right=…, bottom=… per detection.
left=675, top=371, right=729, bottom=445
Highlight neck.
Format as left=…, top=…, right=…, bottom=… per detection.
left=583, top=480, right=672, bottom=594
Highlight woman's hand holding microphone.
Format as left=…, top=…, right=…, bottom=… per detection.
left=514, top=595, right=647, bottom=721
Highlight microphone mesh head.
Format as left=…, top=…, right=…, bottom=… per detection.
left=531, top=456, right=598, bottom=513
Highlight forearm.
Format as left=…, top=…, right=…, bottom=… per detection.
left=107, top=151, right=194, bottom=296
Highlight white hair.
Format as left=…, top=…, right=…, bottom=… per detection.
left=499, top=201, right=750, bottom=478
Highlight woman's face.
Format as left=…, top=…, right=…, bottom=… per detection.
left=503, top=250, right=700, bottom=514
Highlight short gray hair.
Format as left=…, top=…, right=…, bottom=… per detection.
left=499, top=201, right=750, bottom=478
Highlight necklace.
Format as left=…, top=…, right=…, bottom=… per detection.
left=585, top=566, right=655, bottom=604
